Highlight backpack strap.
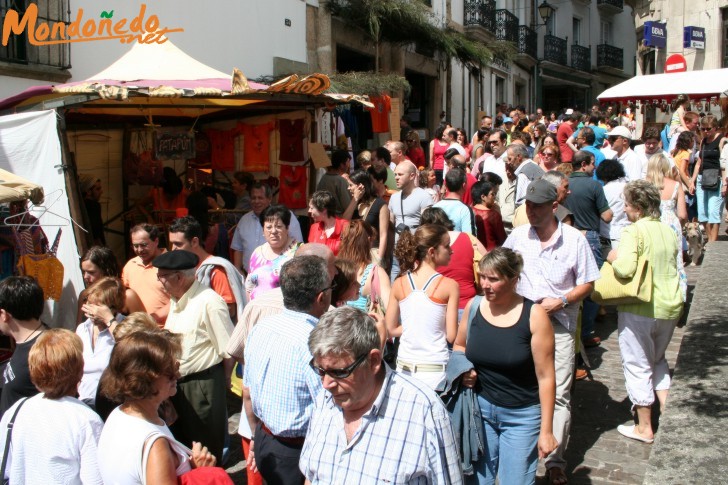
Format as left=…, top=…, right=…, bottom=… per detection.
left=466, top=295, right=484, bottom=343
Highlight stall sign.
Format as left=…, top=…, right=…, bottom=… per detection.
left=644, top=21, right=667, bottom=49
left=683, top=27, right=705, bottom=49
left=154, top=129, right=196, bottom=161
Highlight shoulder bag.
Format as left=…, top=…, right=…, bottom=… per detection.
left=592, top=225, right=653, bottom=306
left=0, top=397, right=29, bottom=485
left=701, top=141, right=721, bottom=191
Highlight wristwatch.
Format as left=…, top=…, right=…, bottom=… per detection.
left=561, top=295, right=569, bottom=308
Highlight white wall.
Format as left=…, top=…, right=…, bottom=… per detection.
left=0, top=76, right=54, bottom=99
left=10, top=0, right=308, bottom=88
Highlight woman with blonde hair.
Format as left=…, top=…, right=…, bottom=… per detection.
left=0, top=329, right=104, bottom=484
left=645, top=153, right=688, bottom=300
left=339, top=219, right=391, bottom=314
left=537, top=143, right=561, bottom=171
left=386, top=224, right=459, bottom=390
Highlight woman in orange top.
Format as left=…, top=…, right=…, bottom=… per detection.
left=308, top=190, right=347, bottom=256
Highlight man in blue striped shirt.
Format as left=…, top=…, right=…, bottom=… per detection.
left=243, top=255, right=333, bottom=485
left=301, top=306, right=463, bottom=484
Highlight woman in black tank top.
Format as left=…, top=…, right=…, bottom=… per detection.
left=452, top=248, right=557, bottom=485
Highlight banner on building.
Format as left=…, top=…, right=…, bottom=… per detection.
left=644, top=21, right=667, bottom=49
left=683, top=26, right=705, bottom=49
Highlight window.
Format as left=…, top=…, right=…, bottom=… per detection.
left=600, top=20, right=612, bottom=45
left=0, top=0, right=71, bottom=69
left=573, top=17, right=581, bottom=46
left=547, top=14, right=556, bottom=35
left=495, top=77, right=505, bottom=107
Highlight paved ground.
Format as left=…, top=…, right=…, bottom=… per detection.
left=223, top=261, right=703, bottom=485
left=534, top=263, right=700, bottom=484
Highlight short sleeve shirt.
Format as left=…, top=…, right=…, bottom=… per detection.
left=565, top=172, right=610, bottom=232
left=388, top=187, right=434, bottom=242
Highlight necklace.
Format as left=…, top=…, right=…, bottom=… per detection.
left=21, top=322, right=44, bottom=343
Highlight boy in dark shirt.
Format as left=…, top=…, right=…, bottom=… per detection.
left=0, top=276, right=46, bottom=417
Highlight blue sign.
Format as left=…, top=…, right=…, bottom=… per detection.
left=683, top=26, right=705, bottom=49
left=644, top=21, right=667, bottom=49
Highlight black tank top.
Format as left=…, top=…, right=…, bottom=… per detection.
left=465, top=299, right=539, bottom=407
left=701, top=135, right=722, bottom=172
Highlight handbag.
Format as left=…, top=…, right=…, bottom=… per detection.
left=1, top=398, right=29, bottom=484
left=701, top=168, right=720, bottom=191
left=592, top=227, right=653, bottom=306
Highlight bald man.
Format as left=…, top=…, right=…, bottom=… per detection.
left=388, top=161, right=434, bottom=280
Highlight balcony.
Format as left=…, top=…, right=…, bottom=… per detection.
left=597, top=0, right=624, bottom=15
left=597, top=44, right=623, bottom=71
left=495, top=9, right=518, bottom=44
left=571, top=44, right=591, bottom=72
left=544, top=35, right=567, bottom=66
left=518, top=25, right=537, bottom=59
left=464, top=0, right=496, bottom=35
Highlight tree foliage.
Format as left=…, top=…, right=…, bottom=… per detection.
left=325, top=0, right=515, bottom=69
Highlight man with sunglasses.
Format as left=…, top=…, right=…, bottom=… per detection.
left=243, top=255, right=333, bottom=485
left=605, top=126, right=641, bottom=181
left=153, top=249, right=234, bottom=463
left=300, top=306, right=463, bottom=484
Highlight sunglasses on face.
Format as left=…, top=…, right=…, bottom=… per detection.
left=309, top=353, right=368, bottom=379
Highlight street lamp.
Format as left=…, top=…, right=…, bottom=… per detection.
left=535, top=1, right=555, bottom=33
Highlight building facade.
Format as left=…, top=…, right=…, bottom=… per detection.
left=1, top=1, right=636, bottom=140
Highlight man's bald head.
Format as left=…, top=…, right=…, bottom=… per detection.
left=296, top=243, right=336, bottom=281
left=399, top=160, right=417, bottom=175
left=450, top=154, right=467, bottom=170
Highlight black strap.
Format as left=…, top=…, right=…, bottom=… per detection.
left=1, top=397, right=29, bottom=479
left=400, top=193, right=405, bottom=225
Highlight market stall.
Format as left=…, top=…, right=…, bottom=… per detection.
left=0, top=40, right=376, bottom=262
left=0, top=111, right=85, bottom=330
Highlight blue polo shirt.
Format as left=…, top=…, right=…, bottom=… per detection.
left=564, top=172, right=610, bottom=232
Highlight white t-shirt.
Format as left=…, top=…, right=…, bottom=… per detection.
left=600, top=178, right=630, bottom=241
left=618, top=149, right=643, bottom=182
left=76, top=316, right=121, bottom=406
left=98, top=407, right=191, bottom=485
left=0, top=394, right=103, bottom=484
left=633, top=145, right=674, bottom=178
left=388, top=187, right=434, bottom=243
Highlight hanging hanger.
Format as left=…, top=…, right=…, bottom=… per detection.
left=4, top=189, right=88, bottom=233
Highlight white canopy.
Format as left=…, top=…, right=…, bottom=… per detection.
left=597, top=68, right=728, bottom=103
left=87, top=39, right=230, bottom=82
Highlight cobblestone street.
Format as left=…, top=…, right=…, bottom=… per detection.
left=224, top=266, right=701, bottom=485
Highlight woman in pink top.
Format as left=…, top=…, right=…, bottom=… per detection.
left=386, top=224, right=459, bottom=390
left=429, top=125, right=450, bottom=186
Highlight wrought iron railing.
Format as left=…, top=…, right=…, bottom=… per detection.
left=0, top=0, right=71, bottom=70
left=464, top=0, right=496, bottom=34
left=597, top=44, right=623, bottom=70
left=518, top=25, right=537, bottom=59
left=597, top=0, right=624, bottom=11
left=544, top=35, right=567, bottom=66
left=495, top=9, right=518, bottom=44
left=571, top=44, right=591, bottom=72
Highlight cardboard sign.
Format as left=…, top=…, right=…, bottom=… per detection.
left=389, top=98, right=401, bottom=141
left=308, top=142, right=331, bottom=169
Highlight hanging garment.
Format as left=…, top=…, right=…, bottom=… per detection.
left=367, top=95, right=392, bottom=133
left=277, top=164, right=309, bottom=209
left=278, top=119, right=305, bottom=162
left=206, top=129, right=237, bottom=171
left=16, top=229, right=63, bottom=301
left=238, top=121, right=275, bottom=171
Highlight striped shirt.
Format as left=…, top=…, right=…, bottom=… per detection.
left=300, top=365, right=463, bottom=484
left=503, top=221, right=599, bottom=332
left=243, top=309, right=321, bottom=437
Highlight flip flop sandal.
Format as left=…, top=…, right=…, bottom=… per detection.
left=547, top=467, right=568, bottom=485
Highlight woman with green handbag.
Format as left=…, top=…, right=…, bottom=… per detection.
left=606, top=180, right=683, bottom=444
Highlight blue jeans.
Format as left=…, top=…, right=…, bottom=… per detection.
left=468, top=394, right=541, bottom=485
left=582, top=230, right=604, bottom=339
left=390, top=256, right=401, bottom=283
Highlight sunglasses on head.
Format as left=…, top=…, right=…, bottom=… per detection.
left=309, top=353, right=368, bottom=379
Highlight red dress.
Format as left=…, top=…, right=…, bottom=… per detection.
left=473, top=207, right=506, bottom=251
left=432, top=140, right=449, bottom=171
left=308, top=218, right=347, bottom=255
left=436, top=232, right=476, bottom=309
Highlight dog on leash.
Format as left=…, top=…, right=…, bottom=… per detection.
left=684, top=220, right=705, bottom=266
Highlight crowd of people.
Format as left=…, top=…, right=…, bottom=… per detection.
left=0, top=99, right=724, bottom=484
